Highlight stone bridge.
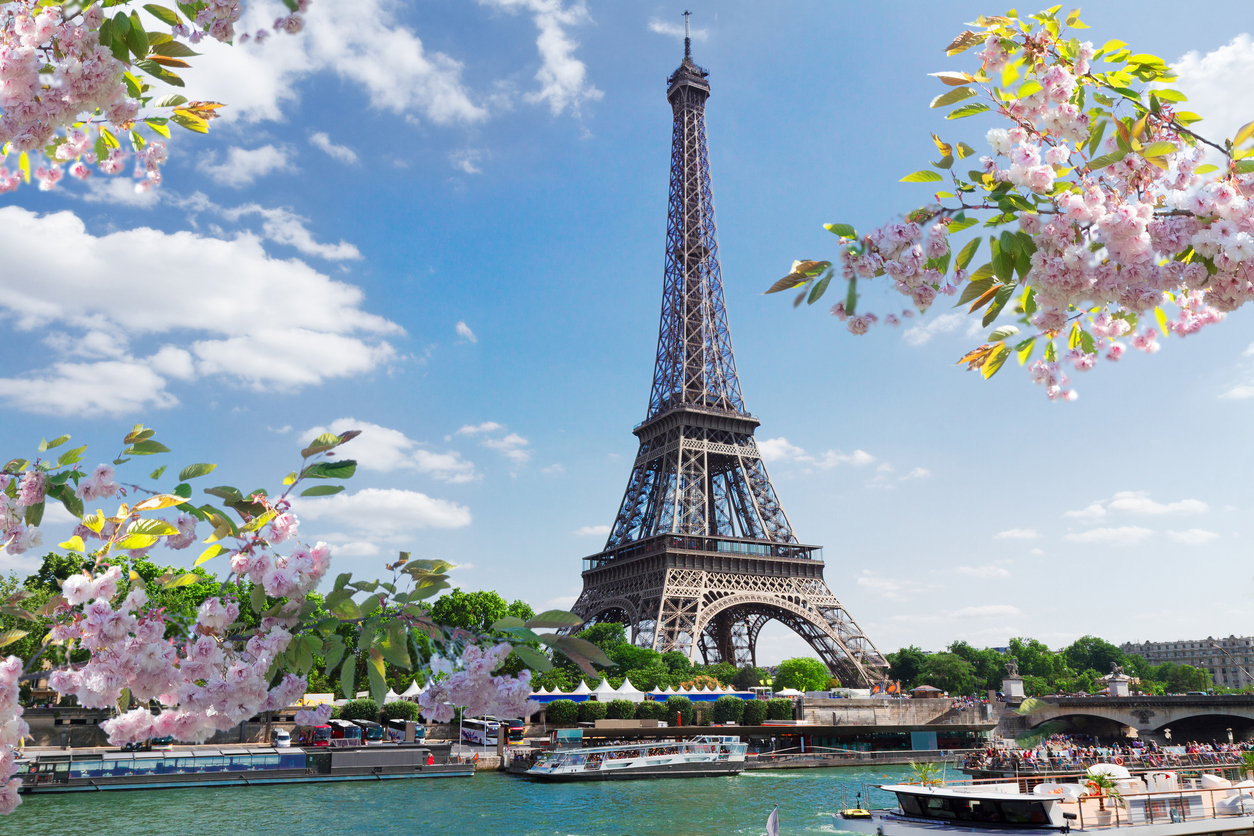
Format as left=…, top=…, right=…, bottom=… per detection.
left=1023, top=695, right=1254, bottom=735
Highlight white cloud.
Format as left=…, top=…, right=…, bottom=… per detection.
left=198, top=145, right=295, bottom=187
left=450, top=149, right=485, bottom=174
left=541, top=463, right=565, bottom=474
left=953, top=604, right=1021, bottom=618
left=292, top=487, right=472, bottom=534
left=954, top=565, right=1011, bottom=579
left=82, top=177, right=163, bottom=207
left=542, top=595, right=578, bottom=611
left=1106, top=491, right=1208, bottom=516
left=1166, top=528, right=1221, bottom=545
left=220, top=203, right=361, bottom=261
left=757, top=437, right=875, bottom=468
left=1064, top=502, right=1107, bottom=521
left=1029, top=547, right=1045, bottom=555
left=901, top=467, right=930, bottom=480
left=647, top=16, right=708, bottom=42
left=572, top=524, right=610, bottom=537
left=481, top=432, right=532, bottom=464
left=300, top=418, right=477, bottom=483
left=180, top=0, right=487, bottom=126
left=1174, top=35, right=1254, bottom=159
left=308, top=132, right=359, bottom=164
left=456, top=422, right=505, bottom=435
left=455, top=321, right=478, bottom=343
left=995, top=528, right=1040, bottom=540
left=856, top=570, right=916, bottom=602
left=0, top=206, right=399, bottom=414
left=902, top=313, right=963, bottom=346
left=480, top=0, right=602, bottom=115
left=1064, top=526, right=1155, bottom=545
left=1220, top=381, right=1254, bottom=399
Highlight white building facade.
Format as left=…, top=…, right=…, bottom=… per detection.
left=1121, top=635, right=1254, bottom=689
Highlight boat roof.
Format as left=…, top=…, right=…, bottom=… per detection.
left=880, top=784, right=1058, bottom=804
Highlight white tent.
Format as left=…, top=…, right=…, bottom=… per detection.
left=616, top=678, right=646, bottom=703
left=661, top=685, right=676, bottom=695
left=400, top=680, right=423, bottom=700
left=775, top=687, right=802, bottom=697
left=533, top=686, right=550, bottom=696
left=592, top=678, right=619, bottom=699
left=384, top=689, right=401, bottom=704
left=570, top=680, right=592, bottom=696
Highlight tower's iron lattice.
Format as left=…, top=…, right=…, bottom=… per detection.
left=570, top=37, right=888, bottom=686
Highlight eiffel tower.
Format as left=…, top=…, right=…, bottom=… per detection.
left=570, top=24, right=889, bottom=686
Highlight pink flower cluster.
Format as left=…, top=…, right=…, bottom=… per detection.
left=417, top=643, right=538, bottom=723
left=0, top=657, right=26, bottom=815
left=230, top=540, right=329, bottom=600
left=0, top=474, right=41, bottom=557
left=75, top=463, right=120, bottom=502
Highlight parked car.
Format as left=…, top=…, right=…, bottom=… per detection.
left=271, top=729, right=291, bottom=748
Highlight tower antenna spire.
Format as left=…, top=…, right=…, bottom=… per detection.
left=683, top=10, right=691, bottom=58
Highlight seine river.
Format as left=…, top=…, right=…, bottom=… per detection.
left=1, top=763, right=913, bottom=836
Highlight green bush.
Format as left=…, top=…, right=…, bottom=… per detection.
left=712, top=695, right=745, bottom=724
left=546, top=699, right=579, bottom=725
left=665, top=695, right=694, bottom=726
left=742, top=699, right=767, bottom=725
left=340, top=699, right=380, bottom=722
left=381, top=701, right=420, bottom=722
left=329, top=705, right=342, bottom=720
left=605, top=699, right=635, bottom=720
left=634, top=700, right=668, bottom=721
left=766, top=698, right=793, bottom=721
left=578, top=700, right=608, bottom=723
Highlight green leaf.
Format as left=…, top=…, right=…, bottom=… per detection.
left=126, top=12, right=149, bottom=58
left=982, top=284, right=1015, bottom=327
left=195, top=544, right=226, bottom=567
left=128, top=518, right=179, bottom=536
left=1235, top=160, right=1254, bottom=174
left=38, top=435, right=70, bottom=452
left=981, top=343, right=1010, bottom=379
left=824, top=223, right=857, bottom=239
left=379, top=623, right=411, bottom=669
left=301, top=460, right=357, bottom=480
left=134, top=59, right=184, bottom=88
left=332, top=597, right=362, bottom=621
left=512, top=644, right=553, bottom=672
left=0, top=629, right=28, bottom=649
left=59, top=535, right=86, bottom=553
left=526, top=610, right=584, bottom=630
left=1045, top=341, right=1057, bottom=362
left=1087, top=149, right=1127, bottom=170
left=115, top=533, right=159, bottom=550
left=957, top=277, right=994, bottom=306
left=143, top=3, right=183, bottom=25
left=172, top=482, right=192, bottom=499
left=153, top=93, right=188, bottom=107
left=900, top=170, right=945, bottom=183
left=806, top=273, right=832, bottom=305
left=947, top=102, right=991, bottom=120
left=1015, top=336, right=1037, bottom=366
left=948, top=217, right=978, bottom=235
left=58, top=445, right=87, bottom=467
left=367, top=647, right=387, bottom=705
left=126, top=439, right=171, bottom=456
left=322, top=635, right=346, bottom=670
left=160, top=573, right=203, bottom=590
left=300, top=485, right=345, bottom=497
left=59, top=491, right=84, bottom=520
left=989, top=325, right=1020, bottom=342
left=1195, top=163, right=1220, bottom=174
left=179, top=463, right=216, bottom=481
left=1140, top=141, right=1178, bottom=157
left=844, top=274, right=858, bottom=316
left=955, top=237, right=981, bottom=270
left=930, top=87, right=977, bottom=108
left=24, top=502, right=43, bottom=527
left=250, top=584, right=267, bottom=614
left=340, top=656, right=356, bottom=700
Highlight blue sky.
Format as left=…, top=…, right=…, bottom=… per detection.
left=3, top=0, right=1254, bottom=664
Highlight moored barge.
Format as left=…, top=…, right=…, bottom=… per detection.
left=524, top=735, right=747, bottom=782
left=19, top=744, right=473, bottom=793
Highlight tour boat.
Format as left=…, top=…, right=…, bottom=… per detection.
left=834, top=765, right=1254, bottom=836
left=18, top=744, right=473, bottom=793
left=524, top=735, right=747, bottom=782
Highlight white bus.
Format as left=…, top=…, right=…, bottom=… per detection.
left=461, top=718, right=500, bottom=746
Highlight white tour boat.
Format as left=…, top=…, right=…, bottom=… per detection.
left=836, top=765, right=1254, bottom=836
left=524, top=735, right=747, bottom=782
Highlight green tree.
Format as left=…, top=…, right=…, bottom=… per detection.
left=605, top=699, right=635, bottom=720
left=887, top=646, right=928, bottom=689
left=712, top=695, right=745, bottom=723
left=546, top=699, right=579, bottom=725
left=921, top=653, right=977, bottom=695
left=506, top=599, right=535, bottom=622
left=381, top=701, right=420, bottom=722
left=635, top=700, right=668, bottom=721
left=660, top=651, right=693, bottom=674
left=430, top=588, right=509, bottom=633
left=665, top=695, right=694, bottom=725
left=732, top=666, right=767, bottom=690
left=341, top=699, right=380, bottom=722
left=1063, top=636, right=1126, bottom=677
left=742, top=699, right=768, bottom=725
left=578, top=700, right=608, bottom=722
left=766, top=698, right=793, bottom=721
left=948, top=641, right=1007, bottom=692
left=697, top=661, right=737, bottom=685
left=774, top=657, right=830, bottom=692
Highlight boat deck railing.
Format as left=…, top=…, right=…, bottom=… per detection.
left=1063, top=784, right=1253, bottom=830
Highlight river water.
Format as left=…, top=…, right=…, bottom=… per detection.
left=1, top=763, right=915, bottom=836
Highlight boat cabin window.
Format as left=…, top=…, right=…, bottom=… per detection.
left=897, top=794, right=1044, bottom=825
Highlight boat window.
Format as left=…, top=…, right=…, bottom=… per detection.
left=258, top=754, right=280, bottom=769
left=924, top=797, right=957, bottom=820
left=70, top=762, right=102, bottom=779
left=998, top=801, right=1049, bottom=824
left=130, top=759, right=159, bottom=775
left=898, top=794, right=923, bottom=816
left=279, top=753, right=305, bottom=770
left=175, top=757, right=199, bottom=773
left=229, top=755, right=253, bottom=771
left=953, top=799, right=1002, bottom=823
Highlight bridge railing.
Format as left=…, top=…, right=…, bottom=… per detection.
left=964, top=751, right=1250, bottom=773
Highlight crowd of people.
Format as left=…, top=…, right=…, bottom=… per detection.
left=964, top=733, right=1254, bottom=772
